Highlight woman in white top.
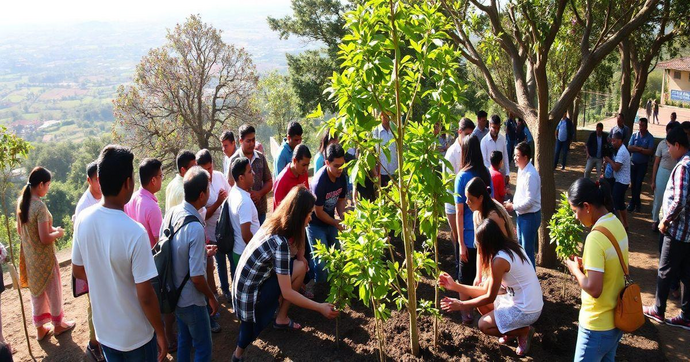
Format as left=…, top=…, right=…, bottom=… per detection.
left=439, top=218, right=543, bottom=357
left=651, top=121, right=680, bottom=231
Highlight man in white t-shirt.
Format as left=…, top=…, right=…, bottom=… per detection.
left=480, top=115, right=510, bottom=183
left=220, top=130, right=237, bottom=177
left=72, top=161, right=103, bottom=361
left=228, top=157, right=260, bottom=274
left=72, top=145, right=166, bottom=361
left=604, top=131, right=631, bottom=229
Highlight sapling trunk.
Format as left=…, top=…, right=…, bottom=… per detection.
left=335, top=315, right=340, bottom=349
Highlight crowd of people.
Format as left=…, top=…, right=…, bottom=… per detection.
left=3, top=108, right=689, bottom=361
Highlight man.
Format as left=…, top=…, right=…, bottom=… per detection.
left=670, top=111, right=677, bottom=124
left=653, top=100, right=660, bottom=125
left=125, top=158, right=164, bottom=248
left=164, top=166, right=219, bottom=362
left=72, top=161, right=103, bottom=362
left=480, top=115, right=510, bottom=184
left=604, top=131, right=631, bottom=229
left=166, top=150, right=197, bottom=215
left=643, top=125, right=690, bottom=330
left=274, top=121, right=303, bottom=176
left=228, top=124, right=272, bottom=225
left=505, top=142, right=541, bottom=268
left=554, top=113, right=574, bottom=170
left=72, top=145, right=167, bottom=361
left=228, top=157, right=260, bottom=275
left=273, top=144, right=311, bottom=209
left=373, top=111, right=398, bottom=188
left=195, top=149, right=230, bottom=304
left=308, top=144, right=348, bottom=283
left=505, top=112, right=517, bottom=164
left=603, top=113, right=632, bottom=182
left=220, top=131, right=237, bottom=177
left=584, top=123, right=606, bottom=179
left=471, top=110, right=489, bottom=141
left=646, top=99, right=653, bottom=122
left=627, top=118, right=655, bottom=212
left=445, top=118, right=475, bottom=264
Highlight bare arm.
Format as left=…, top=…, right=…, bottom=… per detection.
left=459, top=258, right=509, bottom=309
left=240, top=222, right=253, bottom=243
left=566, top=258, right=604, bottom=298
left=277, top=273, right=338, bottom=318
left=336, top=197, right=346, bottom=219
left=135, top=280, right=167, bottom=361
left=314, top=205, right=341, bottom=228
left=72, top=264, right=87, bottom=281
left=38, top=221, right=63, bottom=245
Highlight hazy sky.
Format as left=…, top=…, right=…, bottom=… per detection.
left=2, top=0, right=293, bottom=25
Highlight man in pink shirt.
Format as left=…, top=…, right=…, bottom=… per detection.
left=273, top=144, right=311, bottom=209
left=124, top=158, right=164, bottom=248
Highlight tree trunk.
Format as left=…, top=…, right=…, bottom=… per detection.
left=533, top=114, right=558, bottom=268
left=619, top=40, right=636, bottom=129
left=571, top=96, right=581, bottom=141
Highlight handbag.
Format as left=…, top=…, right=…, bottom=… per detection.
left=592, top=226, right=645, bottom=333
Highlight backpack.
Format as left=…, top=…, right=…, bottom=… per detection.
left=592, top=226, right=645, bottom=333
left=215, top=198, right=235, bottom=254
left=152, top=214, right=201, bottom=314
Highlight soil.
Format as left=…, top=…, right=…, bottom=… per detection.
left=1, top=133, right=683, bottom=361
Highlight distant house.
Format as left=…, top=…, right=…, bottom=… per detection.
left=659, top=57, right=690, bottom=105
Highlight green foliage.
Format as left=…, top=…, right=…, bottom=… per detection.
left=0, top=127, right=32, bottom=264
left=252, top=71, right=305, bottom=140
left=548, top=192, right=584, bottom=259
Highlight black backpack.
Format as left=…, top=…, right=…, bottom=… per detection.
left=152, top=214, right=201, bottom=314
left=215, top=198, right=235, bottom=254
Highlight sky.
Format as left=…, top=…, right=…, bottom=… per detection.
left=1, top=0, right=293, bottom=25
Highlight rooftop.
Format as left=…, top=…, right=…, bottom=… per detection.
left=658, top=57, right=690, bottom=72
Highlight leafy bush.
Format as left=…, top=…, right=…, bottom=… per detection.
left=548, top=192, right=584, bottom=259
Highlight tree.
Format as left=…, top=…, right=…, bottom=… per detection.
left=267, top=0, right=352, bottom=113
left=113, top=15, right=259, bottom=167
left=442, top=0, right=659, bottom=266
left=618, top=0, right=690, bottom=128
left=252, top=71, right=302, bottom=139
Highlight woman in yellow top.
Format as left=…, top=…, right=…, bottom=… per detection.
left=565, top=178, right=628, bottom=362
left=17, top=167, right=75, bottom=340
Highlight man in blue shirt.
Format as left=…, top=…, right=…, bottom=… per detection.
left=627, top=117, right=655, bottom=212
left=274, top=121, right=303, bottom=176
left=553, top=113, right=574, bottom=170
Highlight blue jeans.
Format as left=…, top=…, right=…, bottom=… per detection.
left=629, top=162, right=648, bottom=209
left=306, top=223, right=339, bottom=283
left=554, top=140, right=569, bottom=168
left=176, top=305, right=212, bottom=362
left=573, top=326, right=623, bottom=362
left=516, top=210, right=541, bottom=269
left=507, top=138, right=515, bottom=164
left=102, top=335, right=157, bottom=362
left=214, top=251, right=234, bottom=296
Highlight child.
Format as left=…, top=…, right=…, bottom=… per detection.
left=490, top=151, right=507, bottom=203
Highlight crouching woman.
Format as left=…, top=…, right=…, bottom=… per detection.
left=231, top=185, right=339, bottom=361
left=439, top=218, right=543, bottom=356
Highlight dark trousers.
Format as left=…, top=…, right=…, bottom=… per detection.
left=658, top=233, right=680, bottom=291
left=554, top=140, right=569, bottom=168
left=507, top=138, right=515, bottom=165
left=629, top=162, right=648, bottom=209
left=655, top=235, right=690, bottom=318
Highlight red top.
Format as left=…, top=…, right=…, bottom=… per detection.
left=490, top=167, right=506, bottom=203
left=272, top=165, right=309, bottom=209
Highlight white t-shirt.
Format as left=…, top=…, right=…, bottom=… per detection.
left=480, top=133, right=510, bottom=176
left=495, top=249, right=543, bottom=313
left=444, top=140, right=463, bottom=175
left=205, top=170, right=231, bottom=242
left=229, top=185, right=260, bottom=255
left=73, top=189, right=100, bottom=222
left=72, top=205, right=158, bottom=351
left=613, top=146, right=631, bottom=185
left=223, top=156, right=232, bottom=179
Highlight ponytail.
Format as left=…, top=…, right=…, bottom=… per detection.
left=18, top=167, right=52, bottom=224
left=567, top=177, right=613, bottom=213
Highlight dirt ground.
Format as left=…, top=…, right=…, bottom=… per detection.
left=2, top=138, right=687, bottom=361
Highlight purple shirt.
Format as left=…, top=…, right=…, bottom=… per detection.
left=124, top=188, right=163, bottom=248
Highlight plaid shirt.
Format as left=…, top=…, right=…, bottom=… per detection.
left=662, top=151, right=690, bottom=242
left=232, top=232, right=291, bottom=322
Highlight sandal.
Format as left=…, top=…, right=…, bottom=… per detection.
left=273, top=319, right=302, bottom=331
left=87, top=343, right=106, bottom=362
left=55, top=320, right=76, bottom=336
left=516, top=327, right=535, bottom=357
left=36, top=326, right=54, bottom=341
left=498, top=335, right=516, bottom=345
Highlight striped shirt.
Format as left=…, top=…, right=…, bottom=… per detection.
left=662, top=151, right=690, bottom=242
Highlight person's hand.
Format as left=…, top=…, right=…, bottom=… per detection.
left=440, top=297, right=465, bottom=313
left=473, top=276, right=482, bottom=287
left=320, top=303, right=340, bottom=319
left=215, top=189, right=228, bottom=206
left=250, top=190, right=260, bottom=203
left=156, top=333, right=168, bottom=362
left=55, top=227, right=65, bottom=238
left=659, top=221, right=668, bottom=234
left=206, top=245, right=218, bottom=257
left=335, top=221, right=345, bottom=232
left=459, top=244, right=469, bottom=263
left=504, top=202, right=513, bottom=213
left=438, top=272, right=455, bottom=290
left=208, top=295, right=219, bottom=316
left=565, top=255, right=582, bottom=275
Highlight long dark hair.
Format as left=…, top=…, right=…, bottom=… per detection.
left=262, top=185, right=315, bottom=251
left=475, top=218, right=529, bottom=274
left=18, top=167, right=52, bottom=224
left=466, top=177, right=496, bottom=218
left=318, top=129, right=338, bottom=157
left=568, top=178, right=614, bottom=213
left=461, top=135, right=491, bottom=186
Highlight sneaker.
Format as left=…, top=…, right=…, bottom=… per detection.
left=665, top=315, right=690, bottom=330
left=211, top=311, right=221, bottom=321
left=643, top=305, right=665, bottom=323
left=210, top=319, right=222, bottom=333
left=516, top=327, right=535, bottom=356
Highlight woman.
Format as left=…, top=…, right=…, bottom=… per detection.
left=231, top=185, right=339, bottom=361
left=465, top=176, right=517, bottom=285
left=17, top=167, right=75, bottom=340
left=565, top=178, right=627, bottom=361
left=439, top=218, right=543, bottom=357
left=651, top=121, right=680, bottom=231
left=314, top=130, right=338, bottom=173
left=454, top=135, right=492, bottom=324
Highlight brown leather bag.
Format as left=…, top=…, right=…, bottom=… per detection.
left=592, top=226, right=645, bottom=333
